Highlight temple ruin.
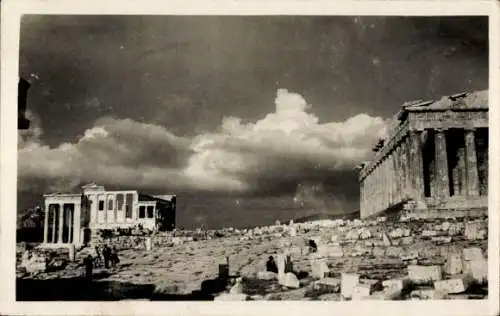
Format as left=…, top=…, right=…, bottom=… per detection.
left=42, top=183, right=176, bottom=247
left=358, top=90, right=488, bottom=219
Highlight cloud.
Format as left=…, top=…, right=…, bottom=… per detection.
left=18, top=89, right=388, bottom=196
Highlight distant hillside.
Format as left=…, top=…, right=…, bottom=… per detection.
left=294, top=210, right=359, bottom=223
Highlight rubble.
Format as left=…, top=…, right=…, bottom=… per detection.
left=278, top=272, right=300, bottom=289
left=314, top=278, right=340, bottom=293
left=463, top=259, right=488, bottom=284
left=257, top=271, right=277, bottom=280
left=433, top=274, right=473, bottom=294
left=407, top=265, right=442, bottom=285
left=214, top=293, right=249, bottom=301
left=462, top=247, right=484, bottom=261
left=310, top=259, right=329, bottom=279
left=341, top=273, right=360, bottom=299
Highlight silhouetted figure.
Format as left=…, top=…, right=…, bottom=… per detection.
left=266, top=256, right=278, bottom=273
left=284, top=254, right=293, bottom=273
left=102, top=245, right=111, bottom=269
left=110, top=246, right=120, bottom=267
left=308, top=239, right=318, bottom=253
left=93, top=245, right=103, bottom=267
left=83, top=255, right=93, bottom=280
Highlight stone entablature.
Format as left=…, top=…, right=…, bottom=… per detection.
left=358, top=90, right=488, bottom=219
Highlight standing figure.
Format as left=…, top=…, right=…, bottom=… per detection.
left=83, top=255, right=94, bottom=280
left=308, top=239, right=318, bottom=253
left=102, top=245, right=111, bottom=269
left=266, top=256, right=278, bottom=273
left=93, top=245, right=103, bottom=267
left=110, top=246, right=120, bottom=268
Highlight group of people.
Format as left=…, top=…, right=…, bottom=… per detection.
left=94, top=244, right=120, bottom=268
left=83, top=244, right=120, bottom=280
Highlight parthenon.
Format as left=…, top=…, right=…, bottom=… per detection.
left=358, top=90, right=488, bottom=219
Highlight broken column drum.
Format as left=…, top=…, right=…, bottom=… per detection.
left=358, top=90, right=489, bottom=218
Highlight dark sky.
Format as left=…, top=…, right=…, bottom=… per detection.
left=17, top=15, right=488, bottom=229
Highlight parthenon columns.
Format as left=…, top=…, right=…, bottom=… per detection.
left=409, top=131, right=425, bottom=202
left=434, top=129, right=450, bottom=198
left=465, top=128, right=480, bottom=196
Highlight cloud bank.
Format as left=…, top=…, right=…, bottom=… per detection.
left=18, top=89, right=388, bottom=195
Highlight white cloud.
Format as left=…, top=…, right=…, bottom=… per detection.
left=18, top=89, right=388, bottom=195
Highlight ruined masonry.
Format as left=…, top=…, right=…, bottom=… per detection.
left=358, top=90, right=488, bottom=219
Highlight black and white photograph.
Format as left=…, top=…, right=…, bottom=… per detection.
left=1, top=0, right=499, bottom=315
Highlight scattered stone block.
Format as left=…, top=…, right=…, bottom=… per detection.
left=431, top=236, right=452, bottom=244
left=400, top=250, right=419, bottom=261
left=440, top=221, right=451, bottom=232
left=320, top=245, right=343, bottom=258
left=407, top=265, right=442, bottom=285
left=382, top=277, right=411, bottom=291
left=68, top=244, right=76, bottom=261
left=389, top=228, right=405, bottom=239
left=368, top=287, right=403, bottom=300
left=351, top=283, right=372, bottom=300
left=434, top=274, right=473, bottom=294
left=278, top=272, right=300, bottom=289
left=24, top=260, right=47, bottom=274
left=314, top=277, right=340, bottom=293
left=464, top=221, right=484, bottom=240
left=410, top=289, right=447, bottom=300
left=341, top=273, right=359, bottom=299
left=215, top=293, right=248, bottom=301
left=421, top=230, right=438, bottom=237
left=399, top=236, right=414, bottom=245
left=257, top=271, right=277, bottom=280
left=376, top=216, right=387, bottom=223
left=360, top=279, right=382, bottom=292
left=310, top=259, right=329, bottom=279
left=463, top=259, right=488, bottom=284
left=372, top=247, right=385, bottom=257
left=448, top=223, right=463, bottom=236
left=444, top=253, right=463, bottom=275
left=386, top=246, right=404, bottom=258
left=462, top=247, right=483, bottom=261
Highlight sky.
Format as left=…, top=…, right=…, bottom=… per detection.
left=17, top=15, right=488, bottom=229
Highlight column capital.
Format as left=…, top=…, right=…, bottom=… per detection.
left=434, top=127, right=448, bottom=133
left=464, top=127, right=477, bottom=132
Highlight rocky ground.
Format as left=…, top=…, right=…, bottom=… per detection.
left=16, top=216, right=488, bottom=301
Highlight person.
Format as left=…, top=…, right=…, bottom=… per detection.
left=93, top=245, right=103, bottom=267
left=110, top=246, right=120, bottom=268
left=266, top=256, right=278, bottom=273
left=102, top=244, right=111, bottom=269
left=308, top=239, right=318, bottom=253
left=83, top=255, right=94, bottom=280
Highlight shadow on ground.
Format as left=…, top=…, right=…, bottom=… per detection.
left=17, top=275, right=220, bottom=301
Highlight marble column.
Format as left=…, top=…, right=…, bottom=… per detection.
left=68, top=208, right=73, bottom=243
left=58, top=203, right=64, bottom=243
left=392, top=151, right=398, bottom=204
left=465, top=128, right=480, bottom=196
left=457, top=146, right=467, bottom=196
left=434, top=129, right=450, bottom=198
left=399, top=141, right=407, bottom=200
left=43, top=205, right=49, bottom=243
left=51, top=207, right=56, bottom=243
left=409, top=131, right=425, bottom=202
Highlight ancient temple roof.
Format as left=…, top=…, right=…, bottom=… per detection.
left=403, top=89, right=488, bottom=111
